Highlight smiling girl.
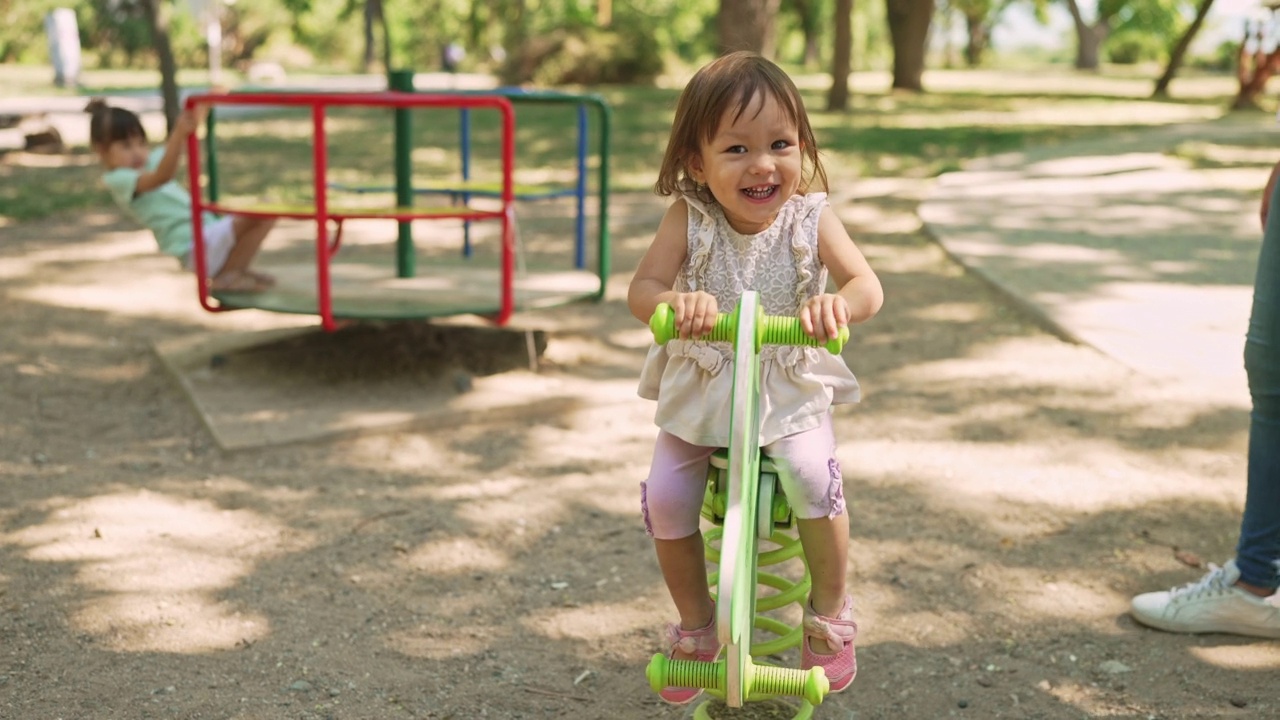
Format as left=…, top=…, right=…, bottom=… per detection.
left=627, top=51, right=883, bottom=704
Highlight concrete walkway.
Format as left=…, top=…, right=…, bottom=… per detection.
left=920, top=118, right=1278, bottom=407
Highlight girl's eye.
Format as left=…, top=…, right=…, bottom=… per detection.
left=726, top=145, right=746, bottom=154
left=772, top=140, right=793, bottom=150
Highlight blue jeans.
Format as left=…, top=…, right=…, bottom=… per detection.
left=1236, top=178, right=1280, bottom=591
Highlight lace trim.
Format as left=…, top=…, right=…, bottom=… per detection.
left=791, top=193, right=826, bottom=309
left=682, top=194, right=717, bottom=294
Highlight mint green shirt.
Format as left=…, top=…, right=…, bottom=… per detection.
left=102, top=147, right=217, bottom=258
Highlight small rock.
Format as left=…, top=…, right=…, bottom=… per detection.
left=1098, top=660, right=1131, bottom=675
left=452, top=371, right=473, bottom=393
left=550, top=581, right=569, bottom=590
left=32, top=453, right=48, bottom=465
left=976, top=676, right=993, bottom=687
left=288, top=680, right=314, bottom=692
left=958, top=699, right=969, bottom=709
left=1230, top=698, right=1248, bottom=708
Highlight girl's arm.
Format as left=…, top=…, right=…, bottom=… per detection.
left=134, top=105, right=207, bottom=195
left=805, top=205, right=884, bottom=341
left=627, top=199, right=719, bottom=338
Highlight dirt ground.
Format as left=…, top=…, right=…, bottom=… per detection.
left=1, top=174, right=1278, bottom=720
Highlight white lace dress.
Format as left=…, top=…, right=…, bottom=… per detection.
left=638, top=192, right=861, bottom=448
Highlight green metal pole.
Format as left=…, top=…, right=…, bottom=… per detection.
left=205, top=110, right=218, bottom=203
left=389, top=68, right=415, bottom=278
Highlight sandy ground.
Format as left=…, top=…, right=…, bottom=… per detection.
left=1, top=173, right=1278, bottom=720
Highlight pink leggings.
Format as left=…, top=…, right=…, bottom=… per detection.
left=641, top=414, right=845, bottom=540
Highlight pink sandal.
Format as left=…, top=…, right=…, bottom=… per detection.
left=801, top=595, right=858, bottom=693
left=658, top=609, right=721, bottom=705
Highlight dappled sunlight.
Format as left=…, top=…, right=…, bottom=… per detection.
left=521, top=596, right=662, bottom=641
left=1188, top=644, right=1280, bottom=671
left=0, top=230, right=154, bottom=279
left=386, top=622, right=498, bottom=660
left=401, top=536, right=509, bottom=575
left=1017, top=580, right=1119, bottom=627
left=4, top=490, right=310, bottom=653
left=850, top=438, right=1236, bottom=510
left=873, top=610, right=975, bottom=647
left=908, top=301, right=990, bottom=324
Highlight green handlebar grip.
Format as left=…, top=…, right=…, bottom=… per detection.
left=745, top=662, right=830, bottom=707
left=645, top=654, right=723, bottom=694
left=648, top=302, right=848, bottom=354
left=645, top=654, right=830, bottom=707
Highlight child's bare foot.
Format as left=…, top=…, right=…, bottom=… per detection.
left=210, top=269, right=272, bottom=293
left=245, top=269, right=276, bottom=287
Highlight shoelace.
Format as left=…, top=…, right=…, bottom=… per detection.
left=1168, top=563, right=1233, bottom=600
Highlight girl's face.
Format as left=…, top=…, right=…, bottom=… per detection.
left=688, top=91, right=802, bottom=235
left=97, top=135, right=149, bottom=171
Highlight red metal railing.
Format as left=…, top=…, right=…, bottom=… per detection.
left=184, top=91, right=517, bottom=331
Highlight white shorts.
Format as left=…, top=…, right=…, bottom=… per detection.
left=181, top=216, right=236, bottom=277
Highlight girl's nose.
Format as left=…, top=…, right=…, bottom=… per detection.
left=749, top=152, right=775, bottom=175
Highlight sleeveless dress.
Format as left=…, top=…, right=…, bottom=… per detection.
left=637, top=192, right=861, bottom=448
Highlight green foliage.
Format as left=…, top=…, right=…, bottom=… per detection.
left=0, top=0, right=67, bottom=63
left=500, top=25, right=664, bottom=85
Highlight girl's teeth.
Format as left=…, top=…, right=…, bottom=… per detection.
left=743, top=186, right=774, bottom=199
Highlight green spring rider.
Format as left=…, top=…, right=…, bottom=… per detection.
left=645, top=291, right=849, bottom=719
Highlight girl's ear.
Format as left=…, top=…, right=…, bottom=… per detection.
left=686, top=155, right=705, bottom=183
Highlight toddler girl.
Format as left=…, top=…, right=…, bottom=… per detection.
left=628, top=51, right=884, bottom=704
left=87, top=98, right=276, bottom=292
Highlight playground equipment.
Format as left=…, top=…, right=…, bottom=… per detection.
left=185, top=88, right=609, bottom=332
left=644, top=292, right=849, bottom=719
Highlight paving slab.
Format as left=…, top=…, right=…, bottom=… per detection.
left=920, top=119, right=1276, bottom=407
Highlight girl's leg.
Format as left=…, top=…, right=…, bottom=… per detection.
left=796, top=513, right=850, bottom=653
left=763, top=415, right=849, bottom=653
left=218, top=216, right=276, bottom=279
left=642, top=431, right=717, bottom=642
left=1238, top=178, right=1280, bottom=594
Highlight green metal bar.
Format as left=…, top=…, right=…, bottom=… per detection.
left=389, top=69, right=415, bottom=278
left=204, top=110, right=218, bottom=203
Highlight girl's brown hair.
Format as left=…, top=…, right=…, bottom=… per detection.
left=85, top=98, right=147, bottom=148
left=654, top=51, right=827, bottom=205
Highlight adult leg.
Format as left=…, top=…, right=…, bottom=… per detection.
left=1128, top=179, right=1280, bottom=637
left=1237, top=177, right=1280, bottom=594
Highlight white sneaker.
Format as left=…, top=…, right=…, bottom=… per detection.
left=1130, top=560, right=1280, bottom=639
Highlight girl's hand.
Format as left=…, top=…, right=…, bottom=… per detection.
left=800, top=293, right=850, bottom=343
left=671, top=291, right=718, bottom=339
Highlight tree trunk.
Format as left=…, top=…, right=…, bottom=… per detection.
left=792, top=0, right=823, bottom=67
left=139, top=0, right=180, bottom=133
left=827, top=0, right=854, bottom=111
left=718, top=0, right=782, bottom=56
left=886, top=0, right=934, bottom=91
left=363, top=0, right=376, bottom=72
left=1152, top=0, right=1216, bottom=97
left=1232, top=38, right=1280, bottom=110
left=963, top=14, right=986, bottom=67
left=1063, top=0, right=1107, bottom=70
left=376, top=0, right=392, bottom=72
